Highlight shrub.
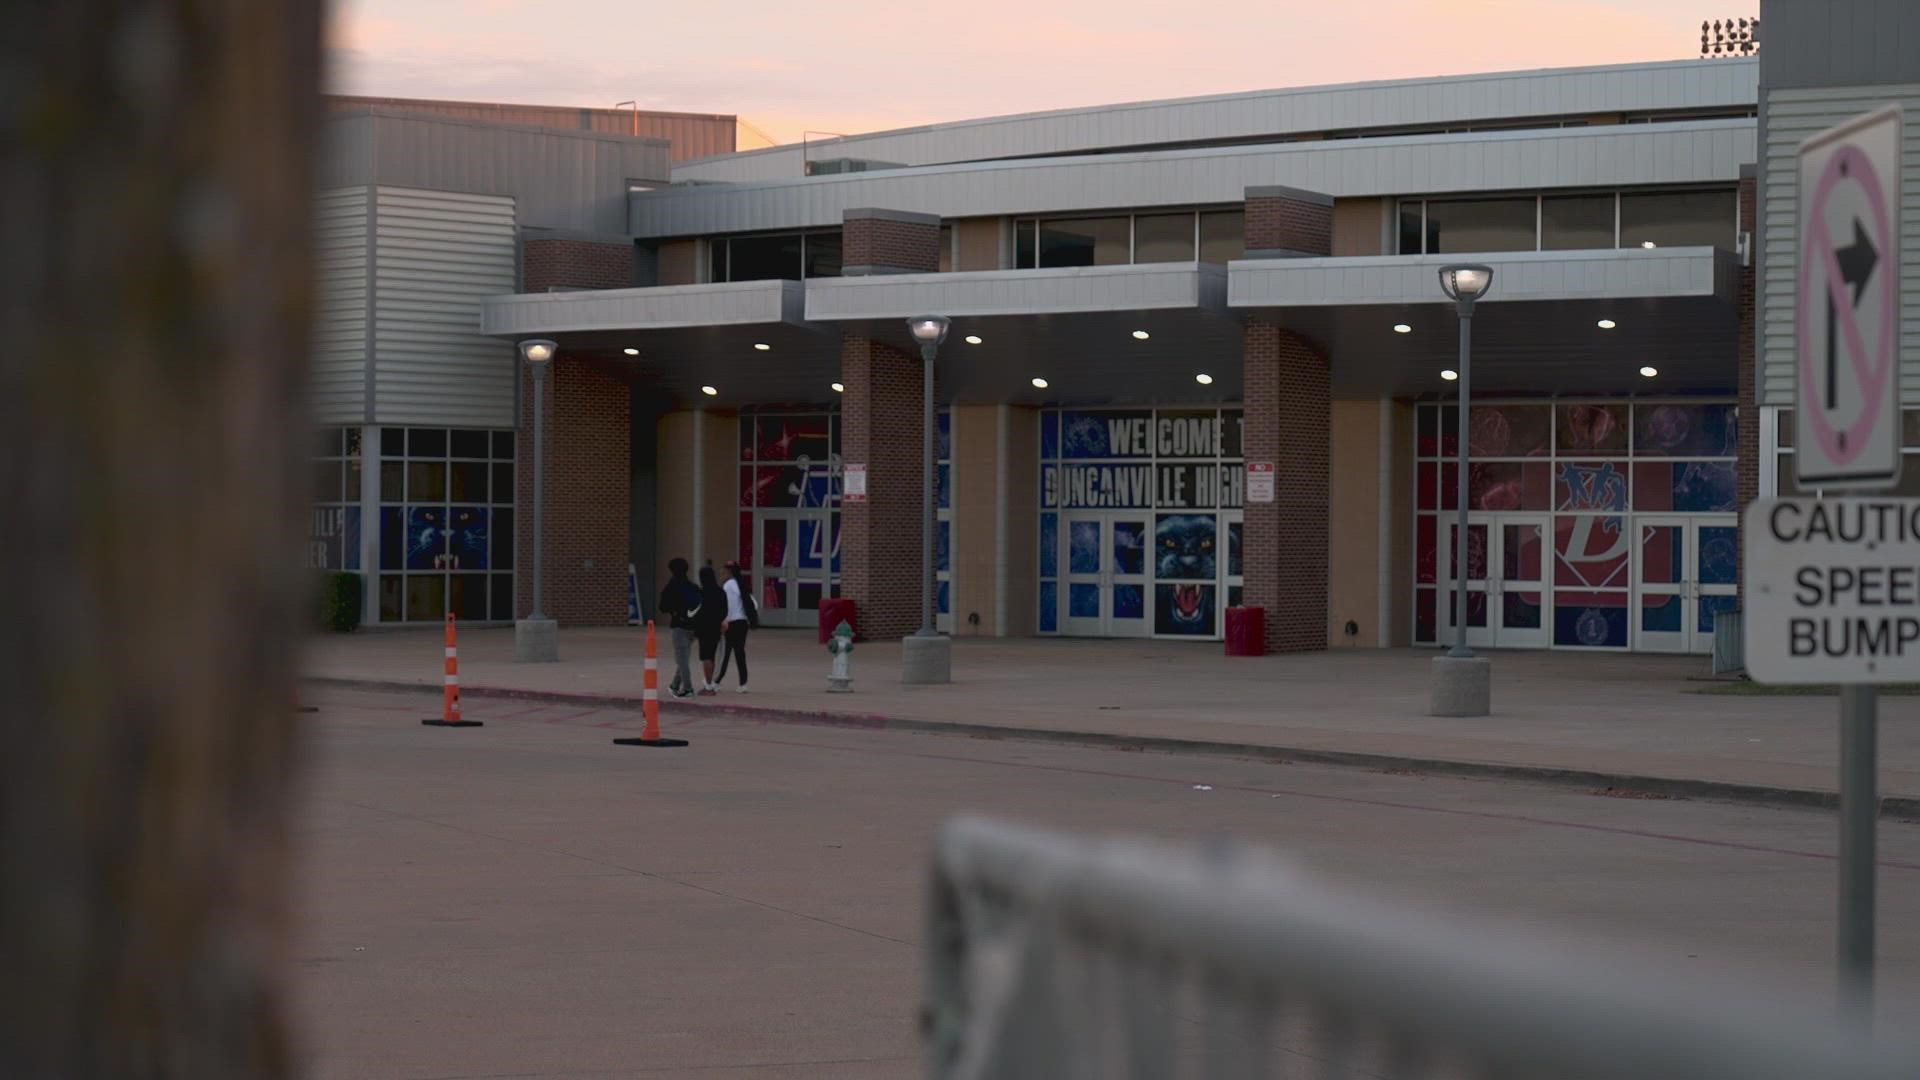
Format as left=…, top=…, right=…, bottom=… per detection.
left=318, top=572, right=362, bottom=632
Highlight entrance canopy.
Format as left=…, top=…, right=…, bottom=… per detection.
left=478, top=247, right=1741, bottom=408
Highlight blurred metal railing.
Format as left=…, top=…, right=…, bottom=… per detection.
left=924, top=816, right=1918, bottom=1079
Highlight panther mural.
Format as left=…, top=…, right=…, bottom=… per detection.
left=1155, top=514, right=1216, bottom=635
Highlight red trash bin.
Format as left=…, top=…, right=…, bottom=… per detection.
left=1224, top=606, right=1265, bottom=656
left=818, top=597, right=858, bottom=644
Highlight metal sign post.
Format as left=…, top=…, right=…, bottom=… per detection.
left=1782, top=104, right=1902, bottom=1020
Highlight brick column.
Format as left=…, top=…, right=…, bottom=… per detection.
left=514, top=354, right=631, bottom=626
left=839, top=208, right=941, bottom=638
left=1242, top=185, right=1333, bottom=652
left=1736, top=166, right=1758, bottom=602
left=522, top=234, right=635, bottom=292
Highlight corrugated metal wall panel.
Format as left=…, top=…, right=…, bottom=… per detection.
left=674, top=60, right=1756, bottom=184
left=635, top=121, right=1756, bottom=237
left=1758, top=85, right=1920, bottom=405
left=311, top=187, right=368, bottom=424
left=371, top=187, right=518, bottom=427
left=326, top=97, right=734, bottom=160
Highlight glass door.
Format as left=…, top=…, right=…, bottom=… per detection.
left=753, top=510, right=833, bottom=628
left=1058, top=513, right=1151, bottom=637
left=1492, top=515, right=1550, bottom=648
left=1062, top=514, right=1107, bottom=636
left=1635, top=516, right=1739, bottom=654
left=1437, top=519, right=1491, bottom=646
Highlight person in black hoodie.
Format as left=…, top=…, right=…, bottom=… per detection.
left=656, top=557, right=700, bottom=699
left=693, top=564, right=727, bottom=696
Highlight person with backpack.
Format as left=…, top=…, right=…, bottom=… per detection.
left=656, top=557, right=700, bottom=699
left=716, top=559, right=756, bottom=693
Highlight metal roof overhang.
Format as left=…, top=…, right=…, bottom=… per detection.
left=1228, top=247, right=1742, bottom=397
left=478, top=280, right=844, bottom=407
left=803, top=264, right=1243, bottom=406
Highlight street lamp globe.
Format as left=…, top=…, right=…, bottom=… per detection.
left=907, top=316, right=950, bottom=348
left=519, top=339, right=558, bottom=364
left=1437, top=265, right=1494, bottom=305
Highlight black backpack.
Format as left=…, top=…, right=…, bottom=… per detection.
left=741, top=586, right=760, bottom=629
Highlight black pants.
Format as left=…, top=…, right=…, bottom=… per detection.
left=716, top=622, right=749, bottom=685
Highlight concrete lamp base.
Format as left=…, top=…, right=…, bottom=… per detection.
left=514, top=618, right=559, bottom=663
left=1430, top=654, right=1491, bottom=717
left=901, top=633, right=952, bottom=685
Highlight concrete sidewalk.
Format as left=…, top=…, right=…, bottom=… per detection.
left=303, top=626, right=1920, bottom=809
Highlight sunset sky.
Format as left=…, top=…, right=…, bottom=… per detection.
left=327, top=0, right=1760, bottom=146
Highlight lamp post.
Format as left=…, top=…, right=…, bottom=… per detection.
left=1431, top=266, right=1492, bottom=716
left=903, top=316, right=952, bottom=684
left=515, top=339, right=559, bottom=662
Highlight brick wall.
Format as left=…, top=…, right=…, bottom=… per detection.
left=514, top=355, right=631, bottom=625
left=1245, top=188, right=1333, bottom=255
left=1736, top=171, right=1758, bottom=601
left=1242, top=320, right=1331, bottom=652
left=522, top=237, right=635, bottom=292
left=842, top=210, right=940, bottom=274
left=839, top=334, right=928, bottom=639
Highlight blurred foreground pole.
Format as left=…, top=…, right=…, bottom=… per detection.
left=0, top=1, right=320, bottom=1076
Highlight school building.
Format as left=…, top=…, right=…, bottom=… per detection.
left=308, top=2, right=1920, bottom=655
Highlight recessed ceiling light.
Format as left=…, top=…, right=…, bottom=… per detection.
left=1640, top=241, right=1656, bottom=249
left=1132, top=330, right=1150, bottom=340
left=831, top=382, right=845, bottom=393
left=964, top=334, right=983, bottom=345
left=701, top=385, right=719, bottom=396
left=1639, top=366, right=1659, bottom=378
left=1597, top=318, right=1617, bottom=329
left=1031, top=377, right=1049, bottom=389
left=1393, top=323, right=1412, bottom=334
left=1195, top=373, right=1214, bottom=385
left=622, top=347, right=640, bottom=356
left=1440, top=369, right=1459, bottom=381
left=753, top=342, right=771, bottom=351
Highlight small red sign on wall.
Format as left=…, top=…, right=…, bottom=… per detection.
left=1246, top=462, right=1275, bottom=503
left=843, top=463, right=867, bottom=502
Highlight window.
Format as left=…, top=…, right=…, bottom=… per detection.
left=309, top=426, right=362, bottom=577
left=1015, top=219, right=1036, bottom=269
left=709, top=230, right=844, bottom=282
left=1541, top=194, right=1615, bottom=250
left=1619, top=190, right=1736, bottom=251
left=1133, top=213, right=1196, bottom=263
left=1422, top=198, right=1536, bottom=253
left=1039, top=217, right=1130, bottom=267
left=939, top=224, right=954, bottom=272
left=1398, top=202, right=1425, bottom=255
left=379, top=427, right=516, bottom=623
left=1198, top=211, right=1245, bottom=263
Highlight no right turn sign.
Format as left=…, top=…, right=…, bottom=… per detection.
left=1795, top=106, right=1903, bottom=489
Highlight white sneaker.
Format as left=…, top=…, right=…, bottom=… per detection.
left=737, top=683, right=749, bottom=694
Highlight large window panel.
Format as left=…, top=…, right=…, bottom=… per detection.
left=1134, top=213, right=1196, bottom=263
left=1398, top=201, right=1425, bottom=254
left=1039, top=217, right=1131, bottom=267
left=724, top=233, right=804, bottom=281
left=1199, top=211, right=1245, bottom=263
left=1423, top=198, right=1536, bottom=253
left=803, top=231, right=842, bottom=278
left=1619, top=190, right=1736, bottom=251
left=1541, top=194, right=1615, bottom=250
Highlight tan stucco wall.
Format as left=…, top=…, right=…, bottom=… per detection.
left=655, top=410, right=739, bottom=575
left=1327, top=400, right=1386, bottom=647
left=954, top=217, right=1004, bottom=271
left=656, top=239, right=699, bottom=285
left=1002, top=407, right=1039, bottom=636
left=1332, top=198, right=1388, bottom=257
left=952, top=405, right=998, bottom=634
left=1388, top=401, right=1416, bottom=646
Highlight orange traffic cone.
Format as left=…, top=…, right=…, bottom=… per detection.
left=423, top=611, right=482, bottom=727
left=614, top=620, right=687, bottom=748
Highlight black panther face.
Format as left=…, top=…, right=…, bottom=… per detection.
left=1156, top=515, right=1216, bottom=631
left=1156, top=515, right=1216, bottom=580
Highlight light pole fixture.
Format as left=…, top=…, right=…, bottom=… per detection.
left=906, top=316, right=950, bottom=643
left=1437, top=265, right=1491, bottom=660
left=516, top=338, right=559, bottom=662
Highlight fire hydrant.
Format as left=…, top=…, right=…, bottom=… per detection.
left=826, top=620, right=854, bottom=692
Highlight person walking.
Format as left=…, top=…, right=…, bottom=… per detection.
left=716, top=559, right=755, bottom=693
left=656, top=557, right=700, bottom=699
left=693, top=564, right=727, bottom=696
